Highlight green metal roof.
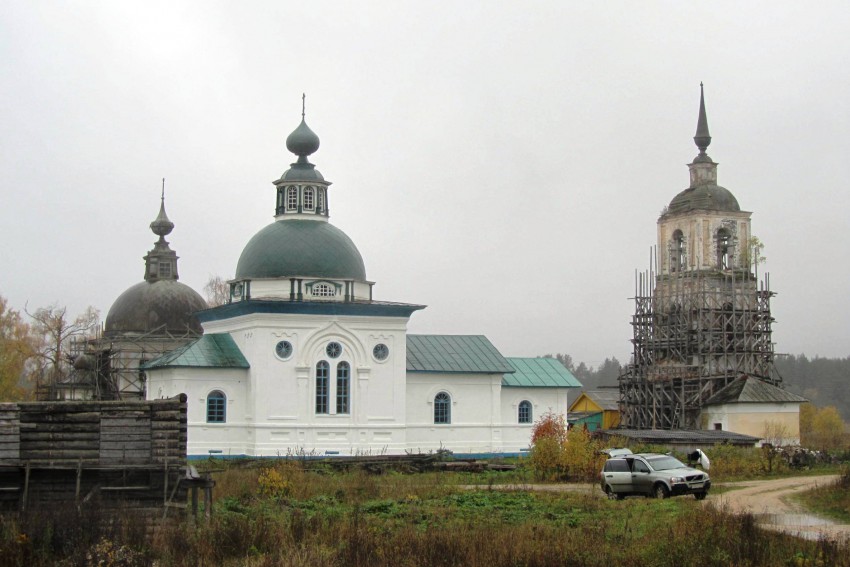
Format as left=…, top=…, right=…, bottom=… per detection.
left=406, top=335, right=514, bottom=374
left=236, top=220, right=366, bottom=280
left=142, top=333, right=249, bottom=370
left=502, top=357, right=582, bottom=388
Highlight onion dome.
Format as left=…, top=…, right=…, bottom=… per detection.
left=286, top=118, right=320, bottom=159
left=665, top=84, right=740, bottom=216
left=105, top=187, right=207, bottom=337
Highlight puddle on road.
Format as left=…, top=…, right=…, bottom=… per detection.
left=755, top=513, right=837, bottom=540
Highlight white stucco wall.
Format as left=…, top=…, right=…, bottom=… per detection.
left=499, top=387, right=571, bottom=451
left=146, top=366, right=251, bottom=456
left=200, top=312, right=410, bottom=455
left=701, top=402, right=802, bottom=446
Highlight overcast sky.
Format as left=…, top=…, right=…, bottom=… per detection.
left=2, top=1, right=849, bottom=368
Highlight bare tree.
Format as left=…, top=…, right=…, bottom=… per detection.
left=760, top=420, right=791, bottom=472
left=26, top=303, right=100, bottom=388
left=204, top=275, right=231, bottom=307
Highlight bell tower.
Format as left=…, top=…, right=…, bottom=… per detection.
left=620, top=85, right=780, bottom=430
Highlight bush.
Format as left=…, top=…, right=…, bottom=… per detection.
left=529, top=413, right=605, bottom=481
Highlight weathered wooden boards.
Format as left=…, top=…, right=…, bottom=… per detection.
left=0, top=395, right=188, bottom=513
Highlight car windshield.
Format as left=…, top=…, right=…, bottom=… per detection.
left=647, top=456, right=686, bottom=471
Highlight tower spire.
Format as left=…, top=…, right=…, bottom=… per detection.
left=693, top=82, right=712, bottom=157
left=145, top=179, right=179, bottom=282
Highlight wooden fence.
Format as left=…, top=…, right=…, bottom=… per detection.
left=0, top=394, right=189, bottom=514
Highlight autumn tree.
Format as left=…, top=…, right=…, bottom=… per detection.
left=27, top=303, right=99, bottom=389
left=803, top=405, right=847, bottom=452
left=204, top=275, right=230, bottom=307
left=0, top=296, right=36, bottom=400
left=529, top=411, right=568, bottom=479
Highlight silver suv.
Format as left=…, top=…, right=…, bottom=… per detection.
left=600, top=453, right=710, bottom=500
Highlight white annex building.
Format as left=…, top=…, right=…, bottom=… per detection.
left=143, top=109, right=580, bottom=457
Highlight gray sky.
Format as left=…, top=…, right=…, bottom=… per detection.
left=2, top=1, right=849, bottom=368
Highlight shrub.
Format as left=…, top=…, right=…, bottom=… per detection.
left=258, top=467, right=292, bottom=500
left=560, top=427, right=606, bottom=482
left=529, top=413, right=605, bottom=481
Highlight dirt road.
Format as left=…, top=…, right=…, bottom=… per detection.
left=480, top=475, right=849, bottom=540
left=711, top=475, right=850, bottom=540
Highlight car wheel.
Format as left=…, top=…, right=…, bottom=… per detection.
left=653, top=484, right=669, bottom=499
left=694, top=492, right=707, bottom=501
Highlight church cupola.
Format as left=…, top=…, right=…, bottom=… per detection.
left=144, top=180, right=180, bottom=282
left=658, top=85, right=752, bottom=275
left=273, top=95, right=332, bottom=220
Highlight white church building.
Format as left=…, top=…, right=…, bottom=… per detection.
left=143, top=109, right=580, bottom=457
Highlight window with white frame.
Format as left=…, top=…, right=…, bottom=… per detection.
left=317, top=189, right=325, bottom=213
left=434, top=392, right=451, bottom=424
left=518, top=400, right=532, bottom=424
left=304, top=186, right=314, bottom=210
left=336, top=362, right=350, bottom=414
left=313, top=283, right=336, bottom=297
left=287, top=186, right=298, bottom=210
left=316, top=361, right=329, bottom=414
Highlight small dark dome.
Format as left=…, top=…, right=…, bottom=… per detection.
left=236, top=220, right=366, bottom=280
left=105, top=280, right=207, bottom=337
left=666, top=185, right=740, bottom=216
left=73, top=354, right=96, bottom=371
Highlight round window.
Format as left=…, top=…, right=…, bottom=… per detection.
left=275, top=340, right=293, bottom=360
left=326, top=341, right=342, bottom=359
left=373, top=343, right=389, bottom=361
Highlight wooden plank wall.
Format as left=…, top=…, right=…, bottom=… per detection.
left=0, top=394, right=187, bottom=511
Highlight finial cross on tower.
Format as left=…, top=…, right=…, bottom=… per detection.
left=302, top=93, right=306, bottom=119
left=161, top=178, right=165, bottom=202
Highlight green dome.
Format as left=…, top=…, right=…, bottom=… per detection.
left=236, top=220, right=367, bottom=280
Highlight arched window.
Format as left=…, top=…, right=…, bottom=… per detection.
left=671, top=230, right=685, bottom=272
left=716, top=228, right=732, bottom=269
left=336, top=362, right=350, bottom=414
left=313, top=283, right=336, bottom=297
left=316, top=361, right=329, bottom=414
left=518, top=400, right=532, bottom=424
left=317, top=190, right=325, bottom=213
left=287, top=186, right=298, bottom=210
left=304, top=186, right=314, bottom=210
left=207, top=390, right=226, bottom=423
left=434, top=392, right=451, bottom=424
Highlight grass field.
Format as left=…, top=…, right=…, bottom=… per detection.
left=1, top=459, right=848, bottom=566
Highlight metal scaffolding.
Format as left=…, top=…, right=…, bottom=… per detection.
left=39, top=326, right=200, bottom=401
left=620, top=247, right=780, bottom=429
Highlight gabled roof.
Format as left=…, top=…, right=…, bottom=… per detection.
left=572, top=389, right=620, bottom=411
left=501, top=357, right=582, bottom=388
left=142, top=333, right=249, bottom=370
left=406, top=335, right=514, bottom=374
left=704, top=377, right=807, bottom=406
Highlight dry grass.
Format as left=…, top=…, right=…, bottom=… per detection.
left=1, top=462, right=848, bottom=567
